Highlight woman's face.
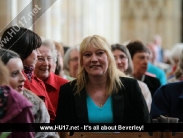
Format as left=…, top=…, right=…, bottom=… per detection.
left=23, top=49, right=41, bottom=68
left=69, top=50, right=79, bottom=78
left=113, top=49, right=128, bottom=72
left=35, top=46, right=53, bottom=81
left=82, top=45, right=108, bottom=77
left=6, top=58, right=26, bottom=93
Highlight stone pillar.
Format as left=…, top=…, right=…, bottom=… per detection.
left=0, top=0, right=13, bottom=35
left=120, top=0, right=182, bottom=49
left=32, top=0, right=62, bottom=41
left=61, top=0, right=121, bottom=46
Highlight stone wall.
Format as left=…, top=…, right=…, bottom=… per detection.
left=120, top=0, right=182, bottom=49
left=0, top=0, right=181, bottom=49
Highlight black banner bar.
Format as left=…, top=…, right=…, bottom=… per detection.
left=0, top=123, right=182, bottom=132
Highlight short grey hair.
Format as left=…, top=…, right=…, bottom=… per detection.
left=171, top=43, right=183, bottom=62
left=63, top=47, right=79, bottom=71
left=41, top=39, right=57, bottom=63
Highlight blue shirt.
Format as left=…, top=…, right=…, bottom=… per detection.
left=147, top=62, right=167, bottom=85
left=86, top=95, right=113, bottom=123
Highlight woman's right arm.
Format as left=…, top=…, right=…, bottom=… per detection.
left=55, top=83, right=73, bottom=123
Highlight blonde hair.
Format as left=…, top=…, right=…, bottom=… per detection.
left=75, top=35, right=126, bottom=95
left=0, top=60, right=9, bottom=85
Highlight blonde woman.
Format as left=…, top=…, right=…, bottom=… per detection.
left=55, top=35, right=150, bottom=123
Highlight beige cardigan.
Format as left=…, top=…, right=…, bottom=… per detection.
left=23, top=89, right=59, bottom=138
left=137, top=80, right=152, bottom=112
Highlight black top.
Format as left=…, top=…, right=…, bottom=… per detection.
left=55, top=77, right=150, bottom=123
left=144, top=75, right=161, bottom=97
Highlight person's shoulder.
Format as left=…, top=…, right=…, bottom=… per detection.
left=149, top=63, right=165, bottom=74
left=120, top=76, right=137, bottom=81
left=118, top=77, right=142, bottom=95
left=145, top=74, right=160, bottom=81
left=119, top=76, right=138, bottom=85
left=0, top=86, right=32, bottom=123
left=7, top=86, right=33, bottom=108
left=154, top=81, right=183, bottom=97
left=23, top=88, right=43, bottom=104
left=32, top=75, right=46, bottom=87
left=60, top=79, right=77, bottom=88
left=160, top=81, right=183, bottom=90
left=51, top=72, right=69, bottom=83
left=32, top=74, right=42, bottom=82
left=137, top=80, right=148, bottom=88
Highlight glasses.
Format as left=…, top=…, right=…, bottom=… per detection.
left=70, top=57, right=79, bottom=62
left=37, top=56, right=53, bottom=63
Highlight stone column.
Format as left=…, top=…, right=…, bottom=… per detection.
left=120, top=0, right=182, bottom=49
left=32, top=0, right=62, bottom=40
left=0, top=0, right=13, bottom=35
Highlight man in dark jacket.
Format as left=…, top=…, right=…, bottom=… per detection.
left=151, top=81, right=183, bottom=122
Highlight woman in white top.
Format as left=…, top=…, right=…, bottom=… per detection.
left=111, top=43, right=152, bottom=112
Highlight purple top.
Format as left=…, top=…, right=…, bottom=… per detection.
left=0, top=85, right=34, bottom=138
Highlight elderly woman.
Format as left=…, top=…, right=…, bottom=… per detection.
left=0, top=60, right=34, bottom=138
left=1, top=26, right=55, bottom=121
left=126, top=40, right=161, bottom=97
left=168, top=67, right=183, bottom=83
left=34, top=39, right=68, bottom=114
left=0, top=48, right=58, bottom=138
left=111, top=44, right=152, bottom=112
left=55, top=35, right=150, bottom=123
left=63, top=47, right=79, bottom=80
left=151, top=49, right=183, bottom=122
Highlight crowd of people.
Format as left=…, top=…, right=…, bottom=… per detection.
left=0, top=26, right=183, bottom=137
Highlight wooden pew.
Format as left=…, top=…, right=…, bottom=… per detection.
left=162, top=132, right=183, bottom=138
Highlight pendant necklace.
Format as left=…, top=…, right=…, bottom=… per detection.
left=100, top=102, right=103, bottom=107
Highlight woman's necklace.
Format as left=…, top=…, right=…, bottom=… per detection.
left=100, top=102, right=103, bottom=107
left=86, top=86, right=108, bottom=107
left=98, top=96, right=108, bottom=107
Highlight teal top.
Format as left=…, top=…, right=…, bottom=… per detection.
left=86, top=95, right=113, bottom=123
left=147, top=62, right=167, bottom=85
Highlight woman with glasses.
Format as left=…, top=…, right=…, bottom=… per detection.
left=1, top=26, right=55, bottom=122
left=0, top=48, right=59, bottom=138
left=34, top=39, right=68, bottom=114
left=63, top=47, right=79, bottom=80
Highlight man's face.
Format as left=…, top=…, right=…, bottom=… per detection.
left=132, top=52, right=149, bottom=77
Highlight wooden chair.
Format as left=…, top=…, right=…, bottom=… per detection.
left=162, top=132, right=183, bottom=138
